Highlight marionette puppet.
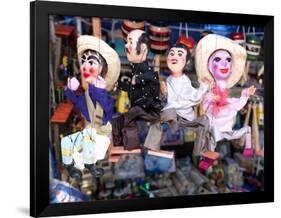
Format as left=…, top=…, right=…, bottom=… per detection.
left=112, top=29, right=162, bottom=151
left=195, top=34, right=256, bottom=157
left=61, top=35, right=120, bottom=178
left=144, top=39, right=212, bottom=154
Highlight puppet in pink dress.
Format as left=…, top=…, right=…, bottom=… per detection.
left=195, top=34, right=255, bottom=157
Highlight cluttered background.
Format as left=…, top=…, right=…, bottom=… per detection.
left=48, top=15, right=265, bottom=203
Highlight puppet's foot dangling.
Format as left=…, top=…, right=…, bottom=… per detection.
left=243, top=148, right=254, bottom=157
left=84, top=164, right=104, bottom=178
left=65, top=162, right=82, bottom=180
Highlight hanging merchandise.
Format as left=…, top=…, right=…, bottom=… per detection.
left=116, top=90, right=130, bottom=113
left=121, top=20, right=146, bottom=41
left=246, top=27, right=261, bottom=61
left=177, top=22, right=196, bottom=54
left=62, top=34, right=121, bottom=180
left=144, top=150, right=176, bottom=175
left=114, top=154, right=145, bottom=179
left=195, top=34, right=256, bottom=157
left=256, top=98, right=264, bottom=126
left=149, top=22, right=170, bottom=54
left=252, top=102, right=264, bottom=157
left=160, top=123, right=185, bottom=146
left=50, top=179, right=90, bottom=203
left=230, top=26, right=246, bottom=47
left=198, top=151, right=220, bottom=172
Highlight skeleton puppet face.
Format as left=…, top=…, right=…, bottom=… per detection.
left=208, top=49, right=232, bottom=81
left=80, top=50, right=106, bottom=84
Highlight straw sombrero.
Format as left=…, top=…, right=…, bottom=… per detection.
left=77, top=35, right=121, bottom=91
left=195, top=34, right=247, bottom=88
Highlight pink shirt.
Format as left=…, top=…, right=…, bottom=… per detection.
left=203, top=88, right=249, bottom=132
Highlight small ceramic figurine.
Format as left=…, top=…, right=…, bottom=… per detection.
left=144, top=39, right=212, bottom=155
left=195, top=34, right=255, bottom=157
left=62, top=35, right=120, bottom=178
left=112, top=29, right=162, bottom=150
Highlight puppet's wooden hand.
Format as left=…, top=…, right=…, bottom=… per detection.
left=67, top=77, right=80, bottom=91
left=160, top=81, right=168, bottom=96
left=92, top=76, right=107, bottom=89
left=247, top=85, right=256, bottom=96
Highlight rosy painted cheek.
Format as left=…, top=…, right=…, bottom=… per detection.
left=89, top=67, right=95, bottom=74
left=213, top=64, right=218, bottom=71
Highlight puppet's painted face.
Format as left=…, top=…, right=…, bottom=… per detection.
left=208, top=49, right=232, bottom=81
left=167, top=47, right=187, bottom=74
left=80, top=50, right=103, bottom=83
left=125, top=30, right=146, bottom=63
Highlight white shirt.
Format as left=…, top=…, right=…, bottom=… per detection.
left=163, top=74, right=208, bottom=121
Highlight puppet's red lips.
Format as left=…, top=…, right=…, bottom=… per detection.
left=220, top=68, right=229, bottom=74
left=171, top=59, right=178, bottom=64
left=83, top=72, right=90, bottom=78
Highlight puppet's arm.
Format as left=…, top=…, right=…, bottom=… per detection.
left=228, top=86, right=255, bottom=111
left=183, top=80, right=209, bottom=107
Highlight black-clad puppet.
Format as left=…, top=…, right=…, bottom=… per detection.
left=112, top=29, right=162, bottom=150
left=61, top=35, right=120, bottom=178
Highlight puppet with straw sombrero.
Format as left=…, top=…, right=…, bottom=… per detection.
left=195, top=34, right=256, bottom=157
left=61, top=35, right=120, bottom=179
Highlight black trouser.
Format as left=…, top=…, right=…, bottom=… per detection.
left=112, top=106, right=160, bottom=150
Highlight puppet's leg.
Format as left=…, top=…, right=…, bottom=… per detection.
left=221, top=126, right=253, bottom=157
left=143, top=122, right=162, bottom=150
left=179, top=115, right=213, bottom=156
left=61, top=135, right=82, bottom=179
left=144, top=109, right=177, bottom=150
left=121, top=106, right=142, bottom=150
left=122, top=106, right=160, bottom=150
left=82, top=138, right=104, bottom=178
left=242, top=126, right=253, bottom=157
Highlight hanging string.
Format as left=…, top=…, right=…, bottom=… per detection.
left=179, top=22, right=183, bottom=36
left=185, top=23, right=189, bottom=38
left=242, top=26, right=246, bottom=41
left=236, top=25, right=240, bottom=33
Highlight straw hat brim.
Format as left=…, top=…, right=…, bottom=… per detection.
left=77, top=35, right=121, bottom=91
left=195, top=34, right=247, bottom=88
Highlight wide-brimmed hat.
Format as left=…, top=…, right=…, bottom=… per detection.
left=77, top=35, right=121, bottom=91
left=195, top=34, right=247, bottom=88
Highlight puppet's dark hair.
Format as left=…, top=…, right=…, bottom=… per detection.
left=83, top=49, right=108, bottom=78
left=171, top=43, right=191, bottom=62
left=169, top=43, right=192, bottom=74
left=136, top=33, right=150, bottom=55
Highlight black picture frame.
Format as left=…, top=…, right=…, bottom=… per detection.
left=30, top=0, right=274, bottom=217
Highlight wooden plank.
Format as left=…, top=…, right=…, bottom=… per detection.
left=50, top=102, right=73, bottom=123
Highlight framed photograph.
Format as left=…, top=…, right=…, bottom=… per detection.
left=30, top=0, right=274, bottom=217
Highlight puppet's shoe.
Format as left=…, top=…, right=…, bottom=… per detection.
left=85, top=164, right=104, bottom=178
left=65, top=164, right=82, bottom=180
left=243, top=148, right=254, bottom=157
